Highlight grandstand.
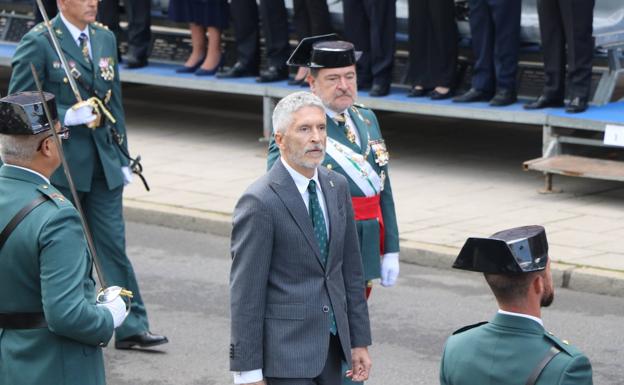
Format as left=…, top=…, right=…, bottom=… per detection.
left=0, top=0, right=623, bottom=189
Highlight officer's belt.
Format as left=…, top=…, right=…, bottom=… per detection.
left=525, top=346, right=561, bottom=385
left=0, top=194, right=51, bottom=251
left=352, top=194, right=385, bottom=254
left=0, top=312, right=48, bottom=329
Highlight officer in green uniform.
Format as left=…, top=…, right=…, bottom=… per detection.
left=441, top=225, right=593, bottom=385
left=0, top=91, right=127, bottom=385
left=268, top=34, right=400, bottom=294
left=267, top=35, right=399, bottom=385
left=8, top=0, right=167, bottom=349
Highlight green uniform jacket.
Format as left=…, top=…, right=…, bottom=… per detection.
left=267, top=105, right=399, bottom=281
left=0, top=166, right=114, bottom=385
left=9, top=16, right=129, bottom=192
left=440, top=313, right=593, bottom=385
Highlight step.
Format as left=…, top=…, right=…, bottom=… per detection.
left=523, top=154, right=624, bottom=181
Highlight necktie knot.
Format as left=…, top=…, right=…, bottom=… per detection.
left=79, top=32, right=90, bottom=62
left=308, top=180, right=317, bottom=194
left=334, top=113, right=346, bottom=126
left=79, top=32, right=88, bottom=43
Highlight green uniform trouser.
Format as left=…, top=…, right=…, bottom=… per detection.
left=57, top=161, right=149, bottom=340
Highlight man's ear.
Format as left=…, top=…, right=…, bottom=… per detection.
left=307, top=74, right=316, bottom=92
left=274, top=131, right=284, bottom=149
left=532, top=274, right=544, bottom=296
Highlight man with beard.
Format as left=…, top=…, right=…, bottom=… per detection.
left=230, top=91, right=372, bottom=385
left=440, top=225, right=593, bottom=385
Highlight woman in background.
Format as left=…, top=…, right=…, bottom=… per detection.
left=169, top=0, right=229, bottom=75
left=407, top=0, right=458, bottom=99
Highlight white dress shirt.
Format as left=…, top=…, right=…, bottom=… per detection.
left=232, top=159, right=329, bottom=384
left=59, top=12, right=92, bottom=59
left=4, top=164, right=50, bottom=184
left=497, top=309, right=544, bottom=327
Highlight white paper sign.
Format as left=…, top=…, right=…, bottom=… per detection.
left=603, top=125, right=624, bottom=147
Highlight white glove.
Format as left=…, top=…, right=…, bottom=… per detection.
left=97, top=296, right=128, bottom=328
left=64, top=103, right=97, bottom=126
left=380, top=253, right=399, bottom=287
left=121, top=166, right=133, bottom=186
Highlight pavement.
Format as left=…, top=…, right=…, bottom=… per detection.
left=111, top=85, right=624, bottom=298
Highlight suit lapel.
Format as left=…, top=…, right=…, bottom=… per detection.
left=269, top=160, right=324, bottom=268
left=318, top=167, right=339, bottom=268
left=53, top=16, right=92, bottom=76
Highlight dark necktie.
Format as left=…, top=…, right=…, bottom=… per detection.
left=79, top=32, right=90, bottom=63
left=307, top=180, right=337, bottom=335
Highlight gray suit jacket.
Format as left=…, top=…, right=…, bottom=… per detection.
left=230, top=159, right=372, bottom=379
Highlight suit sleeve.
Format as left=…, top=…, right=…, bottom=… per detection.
left=229, top=192, right=274, bottom=371
left=266, top=133, right=279, bottom=171
left=371, top=112, right=399, bottom=254
left=39, top=206, right=114, bottom=346
left=341, top=180, right=372, bottom=347
left=558, top=354, right=593, bottom=385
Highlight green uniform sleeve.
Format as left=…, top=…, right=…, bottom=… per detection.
left=558, top=354, right=593, bottom=385
left=39, top=206, right=114, bottom=346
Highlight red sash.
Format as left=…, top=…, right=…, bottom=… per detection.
left=351, top=194, right=384, bottom=255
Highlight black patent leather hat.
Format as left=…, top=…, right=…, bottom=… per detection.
left=0, top=91, right=58, bottom=135
left=453, top=225, right=549, bottom=274
left=287, top=34, right=361, bottom=68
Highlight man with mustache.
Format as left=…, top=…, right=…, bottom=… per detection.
left=440, top=225, right=593, bottom=385
left=230, top=91, right=372, bottom=385
left=268, top=34, right=400, bottom=301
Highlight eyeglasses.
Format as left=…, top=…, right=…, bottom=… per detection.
left=37, top=127, right=70, bottom=151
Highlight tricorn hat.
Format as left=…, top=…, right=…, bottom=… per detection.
left=0, top=91, right=58, bottom=135
left=287, top=33, right=362, bottom=68
left=453, top=225, right=549, bottom=274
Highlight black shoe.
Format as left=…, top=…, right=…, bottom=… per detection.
left=407, top=86, right=431, bottom=98
left=124, top=56, right=148, bottom=69
left=489, top=89, right=517, bottom=106
left=565, top=96, right=588, bottom=113
left=115, top=332, right=169, bottom=350
left=429, top=89, right=453, bottom=100
left=452, top=88, right=493, bottom=103
left=369, top=82, right=390, bottom=97
left=288, top=77, right=307, bottom=86
left=216, top=62, right=257, bottom=79
left=256, top=66, right=288, bottom=83
left=524, top=95, right=565, bottom=110
left=176, top=55, right=206, bottom=73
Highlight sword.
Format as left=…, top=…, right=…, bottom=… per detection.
left=35, top=0, right=116, bottom=128
left=30, top=64, right=133, bottom=307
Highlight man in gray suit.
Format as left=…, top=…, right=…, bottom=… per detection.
left=230, top=91, right=372, bottom=385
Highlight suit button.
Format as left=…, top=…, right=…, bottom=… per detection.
left=322, top=305, right=329, bottom=313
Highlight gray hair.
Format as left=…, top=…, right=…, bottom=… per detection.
left=0, top=133, right=46, bottom=164
left=272, top=91, right=324, bottom=134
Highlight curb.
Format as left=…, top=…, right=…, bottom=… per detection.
left=124, top=199, right=624, bottom=298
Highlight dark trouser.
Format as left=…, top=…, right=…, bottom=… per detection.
left=33, top=0, right=57, bottom=23
left=407, top=0, right=458, bottom=88
left=537, top=0, right=595, bottom=100
left=230, top=0, right=289, bottom=70
left=467, top=0, right=521, bottom=92
left=266, top=334, right=343, bottom=385
left=342, top=0, right=396, bottom=86
left=293, top=0, right=333, bottom=40
left=97, top=0, right=152, bottom=60
left=56, top=162, right=149, bottom=341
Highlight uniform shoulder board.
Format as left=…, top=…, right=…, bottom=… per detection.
left=452, top=321, right=488, bottom=335
left=36, top=185, right=70, bottom=208
left=32, top=22, right=47, bottom=34
left=92, top=21, right=109, bottom=30
left=352, top=103, right=369, bottom=110
left=544, top=331, right=578, bottom=356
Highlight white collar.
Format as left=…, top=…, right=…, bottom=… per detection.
left=4, top=164, right=51, bottom=185
left=60, top=12, right=90, bottom=43
left=280, top=157, right=320, bottom=195
left=498, top=309, right=544, bottom=327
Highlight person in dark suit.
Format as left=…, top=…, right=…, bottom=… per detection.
left=0, top=91, right=127, bottom=385
left=441, top=225, right=593, bottom=385
left=524, top=0, right=595, bottom=113
left=342, top=0, right=396, bottom=97
left=230, top=91, right=372, bottom=384
left=10, top=0, right=167, bottom=350
left=289, top=0, right=333, bottom=86
left=452, top=0, right=521, bottom=106
left=407, top=0, right=458, bottom=100
left=169, top=0, right=229, bottom=76
left=216, top=0, right=290, bottom=83
left=33, top=0, right=57, bottom=23
left=97, top=0, right=151, bottom=68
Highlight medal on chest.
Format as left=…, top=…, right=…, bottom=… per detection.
left=99, top=57, right=115, bottom=81
left=370, top=139, right=389, bottom=167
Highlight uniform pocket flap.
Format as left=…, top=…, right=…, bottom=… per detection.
left=265, top=303, right=305, bottom=320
